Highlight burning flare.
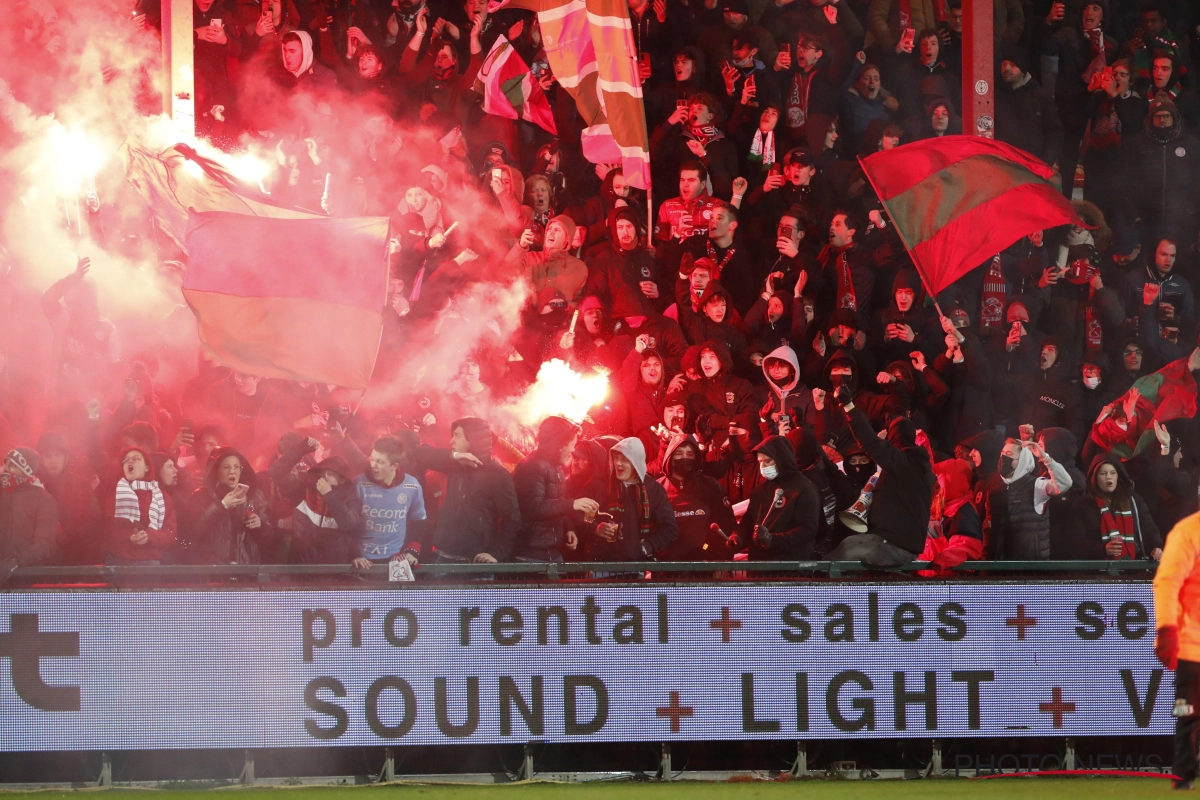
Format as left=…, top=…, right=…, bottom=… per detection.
left=504, top=359, right=609, bottom=427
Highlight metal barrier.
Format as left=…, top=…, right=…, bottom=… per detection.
left=4, top=558, right=1157, bottom=586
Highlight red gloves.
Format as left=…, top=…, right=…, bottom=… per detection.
left=1156, top=625, right=1180, bottom=671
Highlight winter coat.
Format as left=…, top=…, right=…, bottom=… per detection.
left=418, top=442, right=522, bottom=561
left=683, top=340, right=757, bottom=444
left=290, top=457, right=364, bottom=565
left=656, top=435, right=736, bottom=560
left=846, top=411, right=934, bottom=554
left=758, top=345, right=813, bottom=438
left=1062, top=455, right=1162, bottom=559
left=104, top=481, right=178, bottom=564
left=512, top=449, right=576, bottom=559
left=733, top=435, right=820, bottom=560
left=0, top=481, right=59, bottom=568
left=588, top=438, right=678, bottom=561
left=186, top=446, right=274, bottom=565
left=984, top=446, right=1073, bottom=560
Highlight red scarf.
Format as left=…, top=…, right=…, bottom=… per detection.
left=1085, top=283, right=1103, bottom=349
left=1089, top=95, right=1123, bottom=151
left=1097, top=496, right=1137, bottom=559
left=0, top=472, right=31, bottom=493
left=980, top=255, right=1006, bottom=332
left=821, top=243, right=857, bottom=312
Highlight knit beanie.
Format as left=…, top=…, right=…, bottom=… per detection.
left=5, top=448, right=38, bottom=478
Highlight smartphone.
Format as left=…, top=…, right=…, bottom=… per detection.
left=781, top=43, right=791, bottom=56
left=492, top=167, right=502, bottom=180
left=639, top=52, right=651, bottom=73
left=210, top=18, right=223, bottom=28
left=676, top=99, right=688, bottom=110
left=181, top=417, right=195, bottom=434
left=236, top=483, right=250, bottom=493
left=901, top=27, right=915, bottom=48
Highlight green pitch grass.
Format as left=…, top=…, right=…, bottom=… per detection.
left=8, top=778, right=1176, bottom=799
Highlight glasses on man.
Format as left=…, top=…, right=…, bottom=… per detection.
left=1124, top=348, right=1143, bottom=357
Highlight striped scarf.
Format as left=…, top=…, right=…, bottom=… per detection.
left=607, top=479, right=651, bottom=540
left=114, top=479, right=166, bottom=530
left=1097, top=497, right=1136, bottom=559
left=749, top=128, right=776, bottom=169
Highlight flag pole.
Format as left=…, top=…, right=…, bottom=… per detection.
left=645, top=181, right=653, bottom=252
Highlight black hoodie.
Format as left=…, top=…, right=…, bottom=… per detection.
left=657, top=435, right=736, bottom=560
left=846, top=411, right=934, bottom=554
left=733, top=435, right=820, bottom=561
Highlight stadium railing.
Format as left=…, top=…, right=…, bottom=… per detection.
left=3, top=559, right=1157, bottom=586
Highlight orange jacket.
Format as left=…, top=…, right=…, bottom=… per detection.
left=1154, top=512, right=1200, bottom=663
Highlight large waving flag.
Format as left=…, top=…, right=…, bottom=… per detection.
left=859, top=136, right=1086, bottom=296
left=183, top=212, right=388, bottom=389
left=122, top=139, right=322, bottom=254
left=492, top=0, right=650, bottom=189
left=474, top=35, right=557, bottom=134
left=1088, top=358, right=1198, bottom=460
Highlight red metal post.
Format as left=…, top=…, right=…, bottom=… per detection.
left=962, top=0, right=994, bottom=138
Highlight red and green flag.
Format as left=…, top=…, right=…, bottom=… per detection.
left=474, top=35, right=557, bottom=135
left=859, top=136, right=1087, bottom=296
left=490, top=0, right=651, bottom=189
left=183, top=211, right=388, bottom=389
left=1089, top=357, right=1198, bottom=459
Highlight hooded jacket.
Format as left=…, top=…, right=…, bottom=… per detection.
left=292, top=456, right=365, bottom=565
left=512, top=417, right=580, bottom=559
left=590, top=437, right=678, bottom=561
left=1062, top=455, right=1161, bottom=560
left=186, top=446, right=273, bottom=565
left=583, top=208, right=663, bottom=311
left=656, top=435, right=735, bottom=560
left=983, top=443, right=1073, bottom=560
left=811, top=348, right=907, bottom=452
left=759, top=345, right=812, bottom=437
left=870, top=269, right=938, bottom=367
left=681, top=282, right=748, bottom=364
left=1014, top=343, right=1084, bottom=443
left=846, top=410, right=935, bottom=554
left=619, top=347, right=671, bottom=461
left=418, top=419, right=522, bottom=561
left=683, top=340, right=756, bottom=446
left=733, top=435, right=820, bottom=560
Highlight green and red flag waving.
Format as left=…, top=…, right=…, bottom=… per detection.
left=474, top=35, right=557, bottom=135
left=1089, top=358, right=1198, bottom=460
left=859, top=136, right=1087, bottom=296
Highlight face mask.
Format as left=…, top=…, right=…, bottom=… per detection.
left=999, top=455, right=1016, bottom=478
left=1083, top=376, right=1100, bottom=390
left=760, top=464, right=778, bottom=480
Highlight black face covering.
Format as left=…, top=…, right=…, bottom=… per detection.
left=846, top=460, right=875, bottom=486
left=999, top=455, right=1016, bottom=479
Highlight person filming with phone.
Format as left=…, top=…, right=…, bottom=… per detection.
left=185, top=446, right=274, bottom=564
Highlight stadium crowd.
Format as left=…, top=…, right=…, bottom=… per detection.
left=3, top=0, right=1200, bottom=575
